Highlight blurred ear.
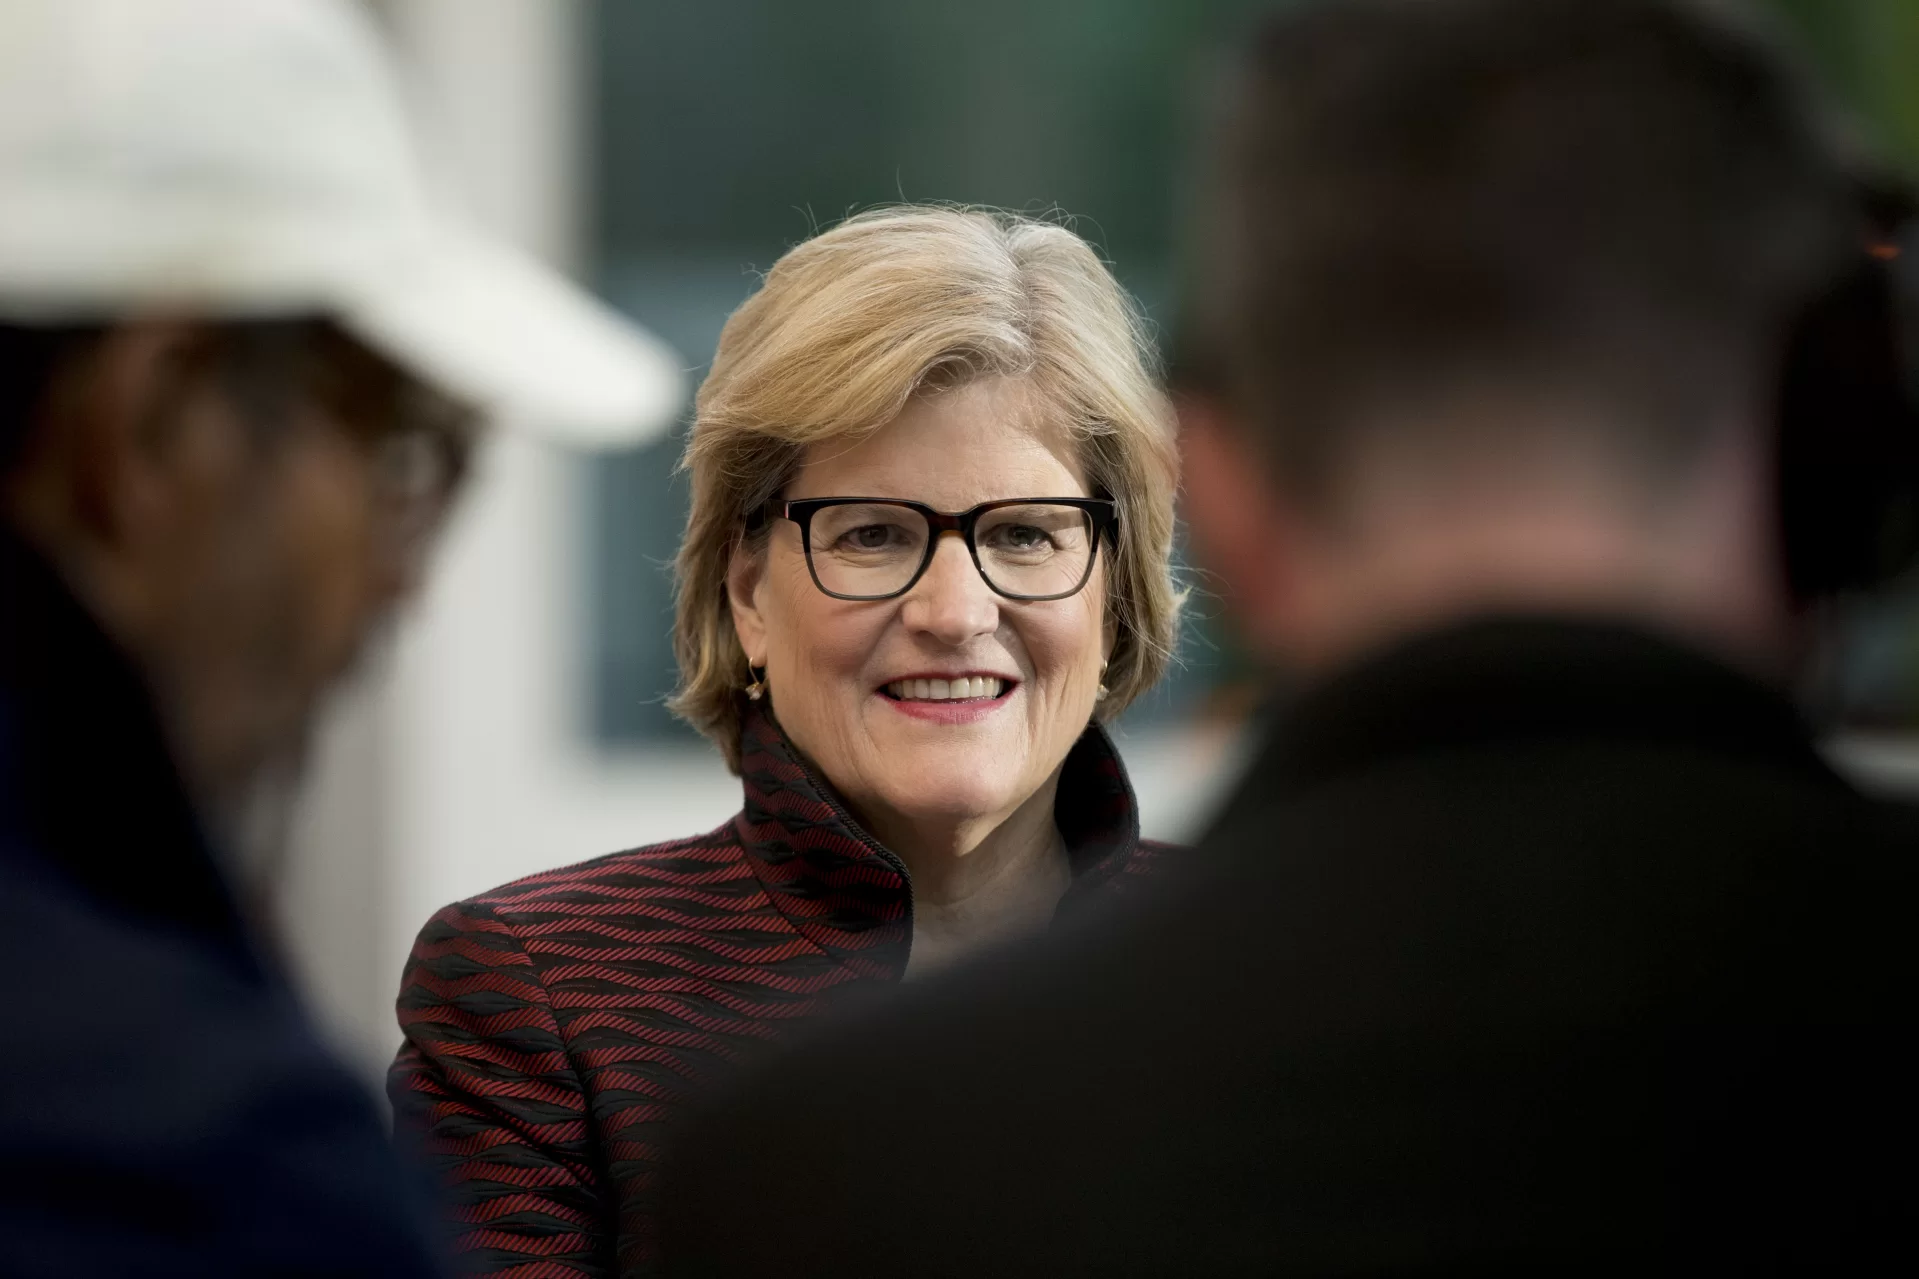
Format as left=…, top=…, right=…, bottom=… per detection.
left=35, top=320, right=214, bottom=549
left=1177, top=394, right=1297, bottom=648
left=725, top=537, right=770, bottom=667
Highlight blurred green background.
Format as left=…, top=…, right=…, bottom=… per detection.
left=1772, top=0, right=1919, bottom=165
left=583, top=0, right=1919, bottom=743
left=1768, top=0, right=1919, bottom=722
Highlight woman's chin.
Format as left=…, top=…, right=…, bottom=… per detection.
left=864, top=752, right=1027, bottom=828
left=835, top=698, right=1056, bottom=828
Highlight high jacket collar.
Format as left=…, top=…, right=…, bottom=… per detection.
left=0, top=523, right=251, bottom=955
left=1249, top=615, right=1839, bottom=799
left=730, top=702, right=1150, bottom=977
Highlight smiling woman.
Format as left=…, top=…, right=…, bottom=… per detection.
left=388, top=207, right=1182, bottom=1277
left=726, top=377, right=1119, bottom=956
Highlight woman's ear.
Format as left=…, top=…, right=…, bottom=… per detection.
left=725, top=537, right=770, bottom=666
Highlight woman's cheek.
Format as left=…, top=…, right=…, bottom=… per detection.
left=1014, top=613, right=1090, bottom=719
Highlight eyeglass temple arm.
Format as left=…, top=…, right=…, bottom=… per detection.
left=743, top=498, right=784, bottom=533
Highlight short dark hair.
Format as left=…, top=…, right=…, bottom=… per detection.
left=1177, top=0, right=1867, bottom=501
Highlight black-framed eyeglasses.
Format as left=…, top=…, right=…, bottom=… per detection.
left=746, top=496, right=1118, bottom=601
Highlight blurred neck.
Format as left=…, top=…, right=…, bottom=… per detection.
left=5, top=459, right=260, bottom=834
left=1265, top=425, right=1793, bottom=683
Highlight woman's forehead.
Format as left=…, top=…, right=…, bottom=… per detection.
left=789, top=377, right=1088, bottom=502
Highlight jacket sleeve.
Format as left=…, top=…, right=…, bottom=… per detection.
left=390, top=899, right=612, bottom=1278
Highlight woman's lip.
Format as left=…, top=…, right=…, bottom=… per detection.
left=874, top=674, right=1020, bottom=700
left=876, top=683, right=1015, bottom=724
left=879, top=672, right=1018, bottom=685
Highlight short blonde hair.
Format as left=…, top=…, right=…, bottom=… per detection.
left=670, top=206, right=1181, bottom=772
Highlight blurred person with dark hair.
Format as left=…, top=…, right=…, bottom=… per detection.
left=0, top=0, right=677, bottom=1273
left=660, top=1, right=1919, bottom=1273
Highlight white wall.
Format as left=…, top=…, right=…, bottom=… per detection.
left=278, top=0, right=737, bottom=1084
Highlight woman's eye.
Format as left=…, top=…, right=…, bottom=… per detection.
left=840, top=524, right=901, bottom=550
left=994, top=525, right=1053, bottom=551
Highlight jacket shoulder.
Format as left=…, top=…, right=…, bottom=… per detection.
left=445, top=816, right=751, bottom=919
left=1122, top=836, right=1187, bottom=880
left=0, top=837, right=443, bottom=1276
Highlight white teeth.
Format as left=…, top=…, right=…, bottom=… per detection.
left=886, top=677, right=1007, bottom=701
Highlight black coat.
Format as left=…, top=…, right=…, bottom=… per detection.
left=0, top=526, right=447, bottom=1277
left=661, top=618, right=1917, bottom=1275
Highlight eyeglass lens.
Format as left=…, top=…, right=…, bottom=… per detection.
left=806, top=502, right=1096, bottom=599
left=366, top=427, right=467, bottom=561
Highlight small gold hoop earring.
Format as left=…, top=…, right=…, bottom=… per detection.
left=1096, top=658, right=1110, bottom=701
left=744, top=660, right=767, bottom=702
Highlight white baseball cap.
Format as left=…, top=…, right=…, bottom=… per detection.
left=0, top=0, right=682, bottom=448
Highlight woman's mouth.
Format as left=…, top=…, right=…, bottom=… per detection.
left=878, top=675, right=1016, bottom=723
left=882, top=676, right=1008, bottom=702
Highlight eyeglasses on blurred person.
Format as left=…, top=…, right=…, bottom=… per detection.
left=0, top=0, right=677, bottom=1273
left=388, top=205, right=1183, bottom=1275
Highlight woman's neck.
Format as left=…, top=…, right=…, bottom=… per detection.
left=857, top=772, right=1074, bottom=979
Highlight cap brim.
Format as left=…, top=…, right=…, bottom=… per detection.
left=338, top=225, right=684, bottom=450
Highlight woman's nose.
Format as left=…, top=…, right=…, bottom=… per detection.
left=900, top=533, right=999, bottom=643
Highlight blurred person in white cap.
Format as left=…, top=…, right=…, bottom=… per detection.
left=0, top=0, right=679, bottom=1273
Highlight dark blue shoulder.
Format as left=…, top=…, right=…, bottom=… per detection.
left=0, top=844, right=446, bottom=1278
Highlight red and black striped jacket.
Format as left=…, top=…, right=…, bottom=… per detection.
left=389, top=705, right=1174, bottom=1277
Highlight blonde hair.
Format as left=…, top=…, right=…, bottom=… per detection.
left=670, top=206, right=1181, bottom=772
